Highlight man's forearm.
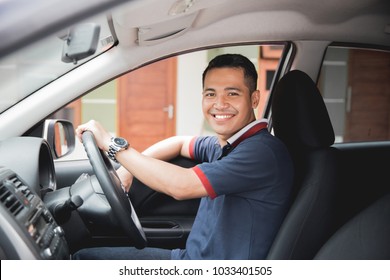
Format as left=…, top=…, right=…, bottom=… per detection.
left=116, top=146, right=207, bottom=200
left=141, top=136, right=193, bottom=160
left=117, top=136, right=193, bottom=191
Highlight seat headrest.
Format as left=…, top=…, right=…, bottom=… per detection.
left=272, top=70, right=335, bottom=149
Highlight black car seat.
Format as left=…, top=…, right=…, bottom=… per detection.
left=314, top=192, right=390, bottom=259
left=266, top=70, right=340, bottom=259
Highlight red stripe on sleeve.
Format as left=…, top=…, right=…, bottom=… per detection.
left=189, top=136, right=197, bottom=160
left=192, top=166, right=217, bottom=199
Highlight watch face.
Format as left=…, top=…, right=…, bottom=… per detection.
left=114, top=137, right=127, bottom=147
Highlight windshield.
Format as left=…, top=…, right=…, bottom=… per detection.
left=0, top=14, right=115, bottom=113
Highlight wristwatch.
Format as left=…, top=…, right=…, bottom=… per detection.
left=107, top=137, right=129, bottom=162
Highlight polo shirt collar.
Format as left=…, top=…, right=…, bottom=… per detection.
left=227, top=118, right=269, bottom=147
left=218, top=119, right=268, bottom=160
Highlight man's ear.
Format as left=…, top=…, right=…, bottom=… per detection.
left=251, top=90, right=260, bottom=108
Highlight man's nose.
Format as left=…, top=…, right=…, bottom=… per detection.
left=213, top=95, right=229, bottom=109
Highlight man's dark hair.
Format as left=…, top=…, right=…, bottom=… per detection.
left=202, top=53, right=258, bottom=93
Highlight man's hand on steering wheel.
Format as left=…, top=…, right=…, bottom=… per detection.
left=76, top=120, right=111, bottom=151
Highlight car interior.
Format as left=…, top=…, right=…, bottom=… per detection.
left=0, top=0, right=389, bottom=261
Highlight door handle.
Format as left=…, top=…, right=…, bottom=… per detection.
left=163, top=104, right=174, bottom=119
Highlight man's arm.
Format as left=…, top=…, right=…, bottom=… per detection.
left=116, top=145, right=206, bottom=200
left=141, top=135, right=193, bottom=159
left=117, top=136, right=193, bottom=190
left=76, top=120, right=208, bottom=200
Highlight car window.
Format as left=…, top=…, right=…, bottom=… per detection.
left=319, top=46, right=390, bottom=143
left=51, top=44, right=286, bottom=160
left=0, top=14, right=115, bottom=114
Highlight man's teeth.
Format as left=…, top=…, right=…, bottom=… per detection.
left=214, top=115, right=232, bottom=119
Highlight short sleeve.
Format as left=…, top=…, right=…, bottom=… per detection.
left=193, top=136, right=278, bottom=198
left=192, top=136, right=220, bottom=162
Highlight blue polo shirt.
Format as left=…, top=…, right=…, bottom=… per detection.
left=171, top=119, right=294, bottom=260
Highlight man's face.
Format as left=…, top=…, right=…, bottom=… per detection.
left=202, top=67, right=259, bottom=145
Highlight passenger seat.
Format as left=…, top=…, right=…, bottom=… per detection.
left=267, top=70, right=340, bottom=259
left=315, top=192, right=390, bottom=259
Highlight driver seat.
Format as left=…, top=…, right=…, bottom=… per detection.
left=267, top=70, right=340, bottom=259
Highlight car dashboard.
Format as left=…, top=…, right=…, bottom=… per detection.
left=0, top=167, right=68, bottom=259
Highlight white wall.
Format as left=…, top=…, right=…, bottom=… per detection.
left=176, top=51, right=207, bottom=136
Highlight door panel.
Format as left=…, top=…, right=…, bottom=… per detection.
left=332, top=142, right=390, bottom=229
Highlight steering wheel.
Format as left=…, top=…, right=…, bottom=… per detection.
left=82, top=131, right=147, bottom=249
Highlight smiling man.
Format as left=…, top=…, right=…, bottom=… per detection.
left=73, top=54, right=294, bottom=260
left=202, top=65, right=259, bottom=146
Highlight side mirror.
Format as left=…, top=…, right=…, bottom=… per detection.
left=43, top=119, right=75, bottom=159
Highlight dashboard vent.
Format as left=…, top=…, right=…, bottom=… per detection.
left=9, top=175, right=34, bottom=202
left=0, top=175, right=32, bottom=216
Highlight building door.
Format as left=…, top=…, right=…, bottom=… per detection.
left=344, top=49, right=390, bottom=141
left=117, top=57, right=177, bottom=152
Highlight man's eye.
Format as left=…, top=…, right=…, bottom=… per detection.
left=204, top=92, right=215, bottom=97
left=228, top=92, right=239, bottom=96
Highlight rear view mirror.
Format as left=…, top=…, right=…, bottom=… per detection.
left=61, top=23, right=100, bottom=64
left=44, top=119, right=75, bottom=159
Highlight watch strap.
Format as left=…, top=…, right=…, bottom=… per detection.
left=107, top=147, right=118, bottom=162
